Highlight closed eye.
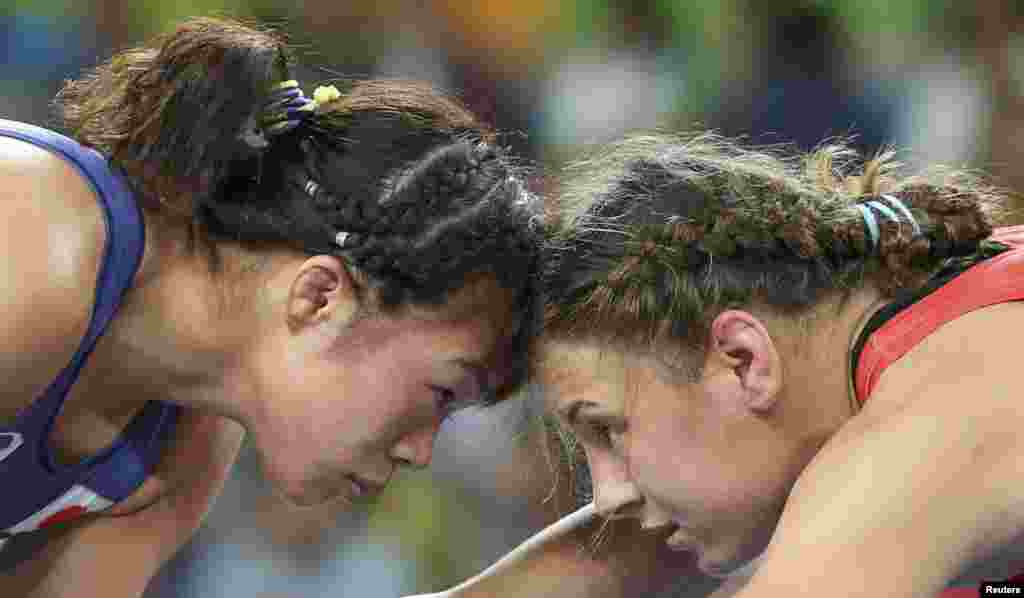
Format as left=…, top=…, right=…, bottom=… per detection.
left=583, top=421, right=612, bottom=445
left=579, top=416, right=625, bottom=448
left=430, top=386, right=473, bottom=421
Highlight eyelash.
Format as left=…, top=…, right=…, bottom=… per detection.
left=430, top=386, right=460, bottom=419
left=431, top=368, right=494, bottom=420
left=585, top=421, right=614, bottom=446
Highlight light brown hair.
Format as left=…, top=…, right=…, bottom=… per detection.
left=544, top=132, right=1009, bottom=370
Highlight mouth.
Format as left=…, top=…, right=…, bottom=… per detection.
left=347, top=475, right=386, bottom=498
left=664, top=523, right=695, bottom=553
left=639, top=518, right=676, bottom=532
left=712, top=554, right=763, bottom=580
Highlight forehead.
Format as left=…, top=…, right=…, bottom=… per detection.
left=405, top=273, right=519, bottom=331
left=536, top=341, right=631, bottom=407
left=343, top=280, right=519, bottom=375
left=537, top=341, right=622, bottom=377
left=536, top=338, right=690, bottom=416
left=348, top=309, right=500, bottom=360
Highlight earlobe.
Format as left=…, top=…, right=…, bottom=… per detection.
left=709, top=310, right=783, bottom=412
left=286, top=255, right=359, bottom=331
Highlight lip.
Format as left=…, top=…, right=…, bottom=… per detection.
left=665, top=526, right=695, bottom=553
left=348, top=475, right=386, bottom=498
left=711, top=554, right=763, bottom=580
left=702, top=560, right=747, bottom=579
left=640, top=518, right=675, bottom=531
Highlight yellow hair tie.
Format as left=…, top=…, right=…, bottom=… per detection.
left=272, top=79, right=300, bottom=91
left=313, top=85, right=342, bottom=106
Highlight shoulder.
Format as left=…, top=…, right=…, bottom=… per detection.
left=871, top=299, right=1024, bottom=427
left=879, top=299, right=1024, bottom=510
left=0, top=136, right=107, bottom=409
left=741, top=302, right=1024, bottom=597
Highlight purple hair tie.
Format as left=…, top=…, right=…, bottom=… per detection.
left=261, top=80, right=316, bottom=136
left=240, top=80, right=316, bottom=149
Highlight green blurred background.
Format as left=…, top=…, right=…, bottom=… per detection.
left=2, top=1, right=1022, bottom=596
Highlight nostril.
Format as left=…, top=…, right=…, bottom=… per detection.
left=641, top=518, right=677, bottom=531
left=604, top=502, right=645, bottom=521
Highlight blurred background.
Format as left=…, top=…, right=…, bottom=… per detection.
left=2, top=0, right=1023, bottom=596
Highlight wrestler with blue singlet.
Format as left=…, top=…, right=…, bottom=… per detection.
left=0, top=16, right=544, bottom=596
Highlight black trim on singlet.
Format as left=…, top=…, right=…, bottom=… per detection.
left=848, top=259, right=995, bottom=389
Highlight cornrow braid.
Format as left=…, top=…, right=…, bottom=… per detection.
left=209, top=80, right=542, bottom=389
left=338, top=142, right=510, bottom=299
left=545, top=132, right=1009, bottom=362
left=54, top=17, right=544, bottom=395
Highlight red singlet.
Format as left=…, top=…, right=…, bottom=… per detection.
left=852, top=225, right=1024, bottom=595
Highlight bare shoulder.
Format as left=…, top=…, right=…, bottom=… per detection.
left=873, top=299, right=1024, bottom=425
left=0, top=136, right=107, bottom=416
left=739, top=302, right=1024, bottom=598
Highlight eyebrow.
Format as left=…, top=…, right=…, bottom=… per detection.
left=452, top=357, right=486, bottom=377
left=450, top=358, right=493, bottom=401
left=560, top=400, right=599, bottom=428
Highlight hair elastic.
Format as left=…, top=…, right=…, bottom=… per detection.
left=865, top=200, right=901, bottom=228
left=261, top=80, right=316, bottom=137
left=880, top=193, right=922, bottom=236
left=240, top=80, right=317, bottom=149
left=855, top=193, right=922, bottom=253
left=854, top=203, right=880, bottom=253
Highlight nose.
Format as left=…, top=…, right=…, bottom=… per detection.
left=640, top=497, right=674, bottom=530
left=390, top=419, right=441, bottom=469
left=587, top=449, right=644, bottom=519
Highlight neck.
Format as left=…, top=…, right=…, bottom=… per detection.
left=779, top=287, right=888, bottom=444
left=91, top=214, right=269, bottom=424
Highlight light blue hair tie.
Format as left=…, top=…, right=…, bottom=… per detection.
left=866, top=200, right=901, bottom=228
left=880, top=194, right=922, bottom=236
left=854, top=203, right=880, bottom=253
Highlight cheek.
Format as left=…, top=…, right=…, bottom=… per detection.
left=340, top=355, right=436, bottom=440
left=264, top=361, right=421, bottom=458
left=624, top=401, right=760, bottom=515
left=624, top=406, right=691, bottom=499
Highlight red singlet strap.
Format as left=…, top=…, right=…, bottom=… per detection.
left=854, top=225, right=1024, bottom=404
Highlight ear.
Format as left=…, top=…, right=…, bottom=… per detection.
left=705, top=310, right=782, bottom=412
left=286, top=255, right=360, bottom=332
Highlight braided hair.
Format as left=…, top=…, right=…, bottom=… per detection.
left=55, top=17, right=544, bottom=394
left=544, top=132, right=1009, bottom=370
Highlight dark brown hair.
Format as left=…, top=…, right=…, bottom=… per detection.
left=55, top=17, right=543, bottom=394
left=56, top=17, right=289, bottom=212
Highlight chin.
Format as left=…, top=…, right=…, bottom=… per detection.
left=700, top=557, right=742, bottom=579
left=263, top=471, right=315, bottom=507
left=701, top=553, right=763, bottom=580
left=698, top=539, right=767, bottom=580
left=258, top=454, right=325, bottom=507
left=278, top=468, right=359, bottom=508
left=274, top=482, right=329, bottom=507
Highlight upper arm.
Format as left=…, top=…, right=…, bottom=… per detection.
left=0, top=137, right=106, bottom=407
left=738, top=304, right=1024, bottom=598
left=1, top=411, right=246, bottom=597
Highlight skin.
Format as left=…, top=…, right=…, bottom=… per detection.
left=0, top=136, right=517, bottom=595
left=1, top=134, right=721, bottom=598
left=539, top=286, right=1024, bottom=596
left=440, top=411, right=708, bottom=598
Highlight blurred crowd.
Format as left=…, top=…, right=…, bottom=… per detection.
left=2, top=1, right=1022, bottom=596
